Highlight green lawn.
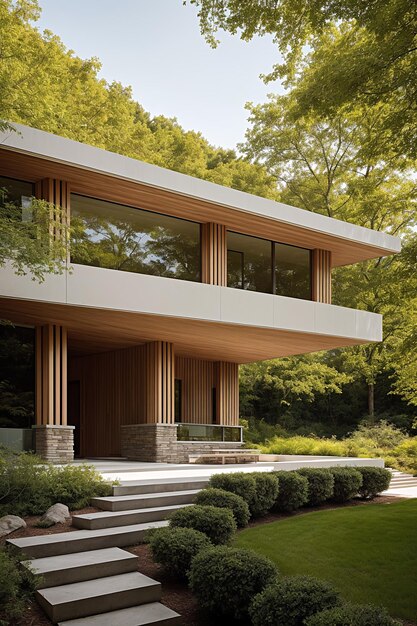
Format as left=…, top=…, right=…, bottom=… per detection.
left=235, top=500, right=417, bottom=622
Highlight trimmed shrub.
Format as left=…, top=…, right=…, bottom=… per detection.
left=296, top=468, right=334, bottom=506
left=0, top=448, right=113, bottom=516
left=356, top=467, right=391, bottom=499
left=209, top=472, right=257, bottom=510
left=305, top=603, right=401, bottom=626
left=251, top=472, right=279, bottom=517
left=149, top=527, right=211, bottom=579
left=169, top=504, right=236, bottom=544
left=189, top=546, right=277, bottom=620
left=273, top=471, right=309, bottom=512
left=329, top=467, right=363, bottom=503
left=250, top=575, right=341, bottom=626
left=0, top=548, right=38, bottom=624
left=195, top=488, right=250, bottom=527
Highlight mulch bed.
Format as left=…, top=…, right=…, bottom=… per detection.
left=2, top=495, right=413, bottom=626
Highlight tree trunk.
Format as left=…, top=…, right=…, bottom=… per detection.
left=368, top=382, right=375, bottom=421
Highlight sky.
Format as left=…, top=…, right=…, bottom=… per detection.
left=35, top=0, right=284, bottom=151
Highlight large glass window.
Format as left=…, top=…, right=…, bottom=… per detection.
left=274, top=243, right=311, bottom=300
left=0, top=325, right=35, bottom=429
left=71, top=194, right=201, bottom=282
left=0, top=176, right=34, bottom=221
left=227, top=231, right=272, bottom=293
left=227, top=231, right=311, bottom=300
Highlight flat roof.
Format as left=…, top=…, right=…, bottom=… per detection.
left=0, top=123, right=401, bottom=265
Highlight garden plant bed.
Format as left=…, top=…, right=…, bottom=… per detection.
left=5, top=495, right=414, bottom=626
left=0, top=508, right=98, bottom=547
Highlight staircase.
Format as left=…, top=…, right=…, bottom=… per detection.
left=386, top=468, right=417, bottom=490
left=7, top=476, right=209, bottom=625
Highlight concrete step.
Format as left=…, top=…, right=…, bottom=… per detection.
left=92, top=490, right=199, bottom=512
left=58, top=602, right=181, bottom=626
left=113, top=476, right=209, bottom=496
left=73, top=504, right=189, bottom=530
left=36, top=571, right=161, bottom=623
left=7, top=520, right=168, bottom=558
left=390, top=478, right=417, bottom=485
left=22, top=548, right=138, bottom=589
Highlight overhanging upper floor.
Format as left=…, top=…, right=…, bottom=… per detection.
left=0, top=123, right=400, bottom=267
left=0, top=263, right=381, bottom=363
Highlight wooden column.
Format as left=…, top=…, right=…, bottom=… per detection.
left=35, top=177, right=70, bottom=243
left=35, top=325, right=68, bottom=426
left=143, top=341, right=175, bottom=424
left=201, top=223, right=227, bottom=286
left=312, top=249, right=332, bottom=304
left=215, top=361, right=239, bottom=426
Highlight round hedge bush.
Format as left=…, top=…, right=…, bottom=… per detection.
left=329, top=467, right=363, bottom=503
left=149, top=526, right=211, bottom=579
left=169, top=504, right=236, bottom=544
left=189, top=546, right=277, bottom=620
left=195, top=487, right=250, bottom=527
left=250, top=575, right=341, bottom=626
left=305, top=603, right=401, bottom=626
left=251, top=472, right=279, bottom=517
left=209, top=472, right=257, bottom=510
left=296, top=468, right=334, bottom=506
left=356, top=467, right=391, bottom=499
left=273, top=471, right=309, bottom=512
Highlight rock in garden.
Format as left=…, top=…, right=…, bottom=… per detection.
left=0, top=514, right=26, bottom=537
left=40, top=503, right=70, bottom=527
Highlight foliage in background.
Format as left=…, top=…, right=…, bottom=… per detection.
left=0, top=447, right=113, bottom=516
left=0, top=195, right=70, bottom=282
left=255, top=421, right=417, bottom=475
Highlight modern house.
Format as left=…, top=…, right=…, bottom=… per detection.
left=0, top=124, right=401, bottom=464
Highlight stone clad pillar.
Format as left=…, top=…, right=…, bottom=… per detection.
left=33, top=324, right=74, bottom=463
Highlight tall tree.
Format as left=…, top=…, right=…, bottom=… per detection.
left=190, top=0, right=417, bottom=157
left=241, top=94, right=417, bottom=415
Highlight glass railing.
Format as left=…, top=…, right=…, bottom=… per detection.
left=176, top=423, right=243, bottom=443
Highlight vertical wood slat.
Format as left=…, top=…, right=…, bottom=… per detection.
left=35, top=178, right=71, bottom=251
left=201, top=223, right=227, bottom=286
left=215, top=361, right=239, bottom=426
left=144, top=341, right=175, bottom=424
left=36, top=325, right=67, bottom=426
left=312, top=249, right=332, bottom=304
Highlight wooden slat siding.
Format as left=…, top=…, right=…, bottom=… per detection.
left=35, top=324, right=67, bottom=426
left=68, top=342, right=174, bottom=456
left=312, top=249, right=332, bottom=304
left=215, top=361, right=239, bottom=426
left=175, top=356, right=215, bottom=423
left=1, top=151, right=390, bottom=267
left=68, top=345, right=146, bottom=457
left=201, top=223, right=227, bottom=286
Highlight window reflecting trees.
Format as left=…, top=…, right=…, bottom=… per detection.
left=71, top=194, right=201, bottom=282
left=227, top=231, right=311, bottom=299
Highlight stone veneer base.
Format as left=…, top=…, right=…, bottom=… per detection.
left=120, top=423, right=243, bottom=463
left=33, top=425, right=75, bottom=464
